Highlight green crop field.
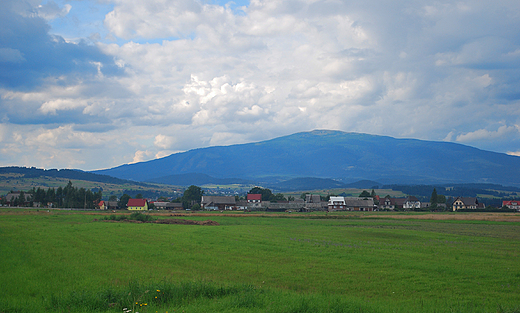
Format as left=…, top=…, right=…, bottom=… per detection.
left=1, top=209, right=519, bottom=312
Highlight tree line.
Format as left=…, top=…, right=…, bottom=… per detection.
left=4, top=181, right=103, bottom=209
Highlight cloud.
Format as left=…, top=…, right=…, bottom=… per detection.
left=36, top=1, right=72, bottom=20
left=131, top=150, right=154, bottom=163
left=0, top=0, right=122, bottom=90
left=154, top=134, right=176, bottom=150
left=455, top=125, right=519, bottom=143
left=1, top=0, right=520, bottom=170
left=0, top=48, right=26, bottom=63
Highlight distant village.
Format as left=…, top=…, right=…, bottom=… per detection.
left=3, top=188, right=519, bottom=212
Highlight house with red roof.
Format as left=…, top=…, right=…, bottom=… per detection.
left=502, top=200, right=520, bottom=211
left=127, top=198, right=148, bottom=211
left=247, top=193, right=262, bottom=209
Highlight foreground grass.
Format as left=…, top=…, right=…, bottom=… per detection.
left=1, top=209, right=519, bottom=312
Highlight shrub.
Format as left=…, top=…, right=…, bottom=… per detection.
left=129, top=212, right=155, bottom=222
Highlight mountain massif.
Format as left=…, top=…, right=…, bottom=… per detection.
left=93, top=130, right=520, bottom=187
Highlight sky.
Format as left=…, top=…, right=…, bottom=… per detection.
left=1, top=0, right=520, bottom=171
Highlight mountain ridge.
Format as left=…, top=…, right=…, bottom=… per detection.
left=92, top=130, right=520, bottom=187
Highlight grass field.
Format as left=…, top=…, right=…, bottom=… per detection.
left=1, top=209, right=519, bottom=312
left=0, top=176, right=182, bottom=198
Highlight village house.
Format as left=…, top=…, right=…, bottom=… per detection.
left=106, top=201, right=118, bottom=210
left=379, top=196, right=395, bottom=210
left=98, top=200, right=106, bottom=210
left=345, top=197, right=376, bottom=211
left=201, top=195, right=236, bottom=210
left=5, top=191, right=32, bottom=206
left=127, top=198, right=148, bottom=211
left=403, top=196, right=421, bottom=210
left=305, top=194, right=321, bottom=203
left=153, top=201, right=183, bottom=210
left=502, top=200, right=520, bottom=211
left=452, top=197, right=484, bottom=211
left=392, top=198, right=407, bottom=210
left=328, top=196, right=346, bottom=211
left=327, top=197, right=376, bottom=211
left=247, top=194, right=262, bottom=209
left=235, top=200, right=249, bottom=210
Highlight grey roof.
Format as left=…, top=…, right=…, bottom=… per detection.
left=201, top=196, right=236, bottom=205
left=457, top=197, right=477, bottom=205
left=344, top=198, right=374, bottom=207
left=306, top=194, right=321, bottom=203
left=5, top=192, right=31, bottom=202
left=154, top=202, right=182, bottom=208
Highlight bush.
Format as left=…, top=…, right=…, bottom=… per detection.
left=129, top=212, right=155, bottom=222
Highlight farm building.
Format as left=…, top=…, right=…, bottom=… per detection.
left=127, top=198, right=148, bottom=211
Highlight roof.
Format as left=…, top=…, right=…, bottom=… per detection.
left=154, top=202, right=183, bottom=208
left=305, top=194, right=321, bottom=203
left=5, top=192, right=31, bottom=202
left=391, top=198, right=407, bottom=206
left=344, top=197, right=374, bottom=207
left=247, top=194, right=262, bottom=201
left=329, top=196, right=346, bottom=205
left=455, top=197, right=478, bottom=205
left=201, top=196, right=236, bottom=205
left=127, top=199, right=147, bottom=207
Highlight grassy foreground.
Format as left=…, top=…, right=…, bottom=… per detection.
left=1, top=209, right=519, bottom=312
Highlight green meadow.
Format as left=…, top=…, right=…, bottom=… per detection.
left=1, top=209, right=519, bottom=312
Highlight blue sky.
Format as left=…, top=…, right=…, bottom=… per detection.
left=1, top=0, right=519, bottom=170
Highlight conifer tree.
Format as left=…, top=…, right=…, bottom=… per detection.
left=430, top=188, right=438, bottom=207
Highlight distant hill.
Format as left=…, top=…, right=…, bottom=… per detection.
left=267, top=177, right=348, bottom=191
left=0, top=166, right=147, bottom=186
left=93, top=130, right=520, bottom=187
left=146, top=173, right=253, bottom=186
left=343, top=180, right=382, bottom=189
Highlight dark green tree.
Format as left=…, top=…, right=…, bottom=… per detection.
left=182, top=185, right=203, bottom=209
left=359, top=190, right=371, bottom=198
left=430, top=188, right=438, bottom=207
left=248, top=187, right=274, bottom=202
left=55, top=186, right=63, bottom=207
left=183, top=185, right=203, bottom=202
left=34, top=187, right=46, bottom=204
left=272, top=193, right=287, bottom=202
left=63, top=181, right=75, bottom=208
left=119, top=194, right=131, bottom=209
left=17, top=191, right=26, bottom=207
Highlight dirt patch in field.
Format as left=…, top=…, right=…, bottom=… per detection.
left=97, top=218, right=219, bottom=226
